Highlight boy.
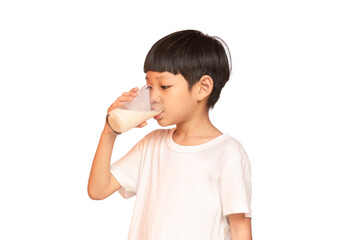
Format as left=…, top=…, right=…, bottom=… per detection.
left=88, top=30, right=252, bottom=240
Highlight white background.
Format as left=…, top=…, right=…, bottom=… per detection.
left=1, top=0, right=359, bottom=239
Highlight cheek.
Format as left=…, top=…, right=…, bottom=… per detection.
left=162, top=91, right=179, bottom=106
left=165, top=91, right=188, bottom=107
left=166, top=97, right=194, bottom=118
left=163, top=88, right=195, bottom=113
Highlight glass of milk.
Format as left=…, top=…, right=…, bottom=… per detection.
left=106, top=85, right=163, bottom=134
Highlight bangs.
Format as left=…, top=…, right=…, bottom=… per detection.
left=143, top=47, right=181, bottom=75
left=143, top=31, right=200, bottom=76
left=143, top=30, right=231, bottom=109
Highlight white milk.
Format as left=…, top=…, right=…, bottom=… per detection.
left=106, top=108, right=161, bottom=134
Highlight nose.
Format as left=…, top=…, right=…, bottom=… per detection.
left=150, top=90, right=163, bottom=111
left=150, top=94, right=160, bottom=104
left=150, top=87, right=161, bottom=102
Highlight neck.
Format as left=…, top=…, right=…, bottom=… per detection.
left=174, top=106, right=221, bottom=140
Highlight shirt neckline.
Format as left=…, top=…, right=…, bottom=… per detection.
left=166, top=128, right=230, bottom=153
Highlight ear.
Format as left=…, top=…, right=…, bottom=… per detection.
left=196, top=75, right=213, bottom=102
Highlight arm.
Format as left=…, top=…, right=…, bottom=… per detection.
left=87, top=130, right=121, bottom=200
left=87, top=87, right=145, bottom=200
left=229, top=213, right=252, bottom=240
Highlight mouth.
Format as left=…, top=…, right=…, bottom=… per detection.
left=153, top=111, right=163, bottom=120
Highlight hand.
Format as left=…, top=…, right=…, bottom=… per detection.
left=102, top=87, right=148, bottom=135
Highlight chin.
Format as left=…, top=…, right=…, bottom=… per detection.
left=157, top=118, right=173, bottom=127
left=158, top=121, right=169, bottom=127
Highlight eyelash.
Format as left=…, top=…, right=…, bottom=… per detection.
left=147, top=85, right=171, bottom=90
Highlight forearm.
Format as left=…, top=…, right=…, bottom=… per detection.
left=231, top=229, right=252, bottom=240
left=88, top=130, right=117, bottom=198
left=230, top=216, right=252, bottom=240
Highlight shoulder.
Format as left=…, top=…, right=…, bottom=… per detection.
left=145, top=128, right=171, bottom=139
left=218, top=134, right=250, bottom=166
left=131, top=128, right=171, bottom=153
left=140, top=128, right=172, bottom=144
left=221, top=135, right=248, bottom=156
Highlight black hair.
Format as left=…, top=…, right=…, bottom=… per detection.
left=143, top=29, right=232, bottom=109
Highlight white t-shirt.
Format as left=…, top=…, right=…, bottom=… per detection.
left=110, top=128, right=252, bottom=240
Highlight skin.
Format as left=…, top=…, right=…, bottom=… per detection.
left=229, top=213, right=253, bottom=240
left=145, top=70, right=223, bottom=145
left=88, top=70, right=252, bottom=239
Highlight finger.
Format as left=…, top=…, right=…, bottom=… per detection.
left=136, top=121, right=147, bottom=128
left=122, top=91, right=137, bottom=99
left=108, top=101, right=124, bottom=111
left=112, top=101, right=124, bottom=109
left=115, top=88, right=137, bottom=101
left=117, top=95, right=134, bottom=102
left=114, top=94, right=127, bottom=103
left=107, top=106, right=114, bottom=114
left=117, top=91, right=132, bottom=99
left=128, top=89, right=138, bottom=98
left=130, top=87, right=139, bottom=92
left=129, top=91, right=137, bottom=98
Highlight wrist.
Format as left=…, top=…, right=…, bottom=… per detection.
left=101, top=130, right=118, bottom=140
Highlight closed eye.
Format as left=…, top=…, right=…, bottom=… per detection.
left=161, top=86, right=171, bottom=89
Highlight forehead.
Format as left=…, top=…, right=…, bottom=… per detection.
left=145, top=71, right=189, bottom=89
left=145, top=71, right=175, bottom=82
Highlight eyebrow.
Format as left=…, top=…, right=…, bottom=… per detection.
left=145, top=76, right=168, bottom=80
left=145, top=76, right=172, bottom=85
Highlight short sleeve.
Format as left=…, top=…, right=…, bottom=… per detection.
left=110, top=136, right=145, bottom=199
left=219, top=152, right=252, bottom=218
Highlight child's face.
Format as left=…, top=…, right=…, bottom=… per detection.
left=146, top=71, right=198, bottom=127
